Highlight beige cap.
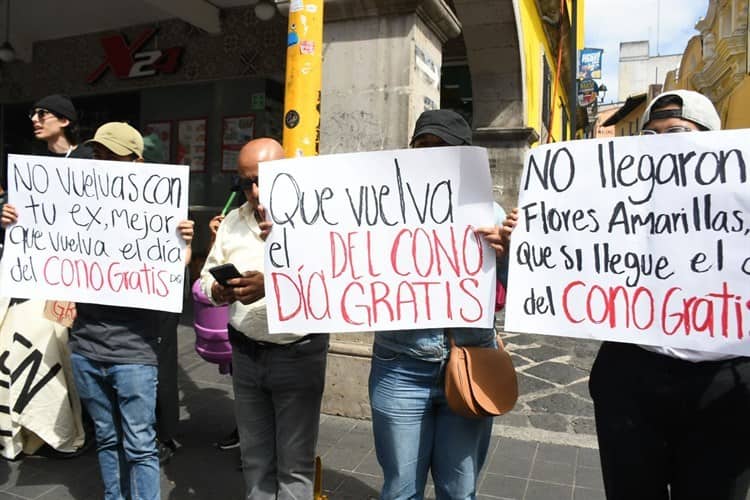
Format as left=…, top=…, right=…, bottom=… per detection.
left=85, top=122, right=144, bottom=159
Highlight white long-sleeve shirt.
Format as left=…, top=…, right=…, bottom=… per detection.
left=199, top=202, right=302, bottom=344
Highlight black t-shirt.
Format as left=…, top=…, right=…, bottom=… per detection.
left=44, top=144, right=94, bottom=160
left=69, top=303, right=161, bottom=365
left=45, top=144, right=159, bottom=365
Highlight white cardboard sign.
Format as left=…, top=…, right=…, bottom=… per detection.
left=1, top=155, right=189, bottom=313
left=505, top=130, right=750, bottom=355
left=260, top=146, right=496, bottom=333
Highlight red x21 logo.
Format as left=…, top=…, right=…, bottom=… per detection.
left=87, top=28, right=184, bottom=84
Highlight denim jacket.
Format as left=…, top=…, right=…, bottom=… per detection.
left=373, top=202, right=505, bottom=362
left=374, top=327, right=497, bottom=362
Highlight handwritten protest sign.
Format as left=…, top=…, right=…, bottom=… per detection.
left=505, top=130, right=750, bottom=355
left=0, top=297, right=85, bottom=459
left=1, top=155, right=189, bottom=313
left=259, top=146, right=496, bottom=333
left=43, top=300, right=76, bottom=328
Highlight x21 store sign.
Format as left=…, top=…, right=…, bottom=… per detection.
left=86, top=28, right=184, bottom=84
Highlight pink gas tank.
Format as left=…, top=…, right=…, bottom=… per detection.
left=192, top=279, right=232, bottom=373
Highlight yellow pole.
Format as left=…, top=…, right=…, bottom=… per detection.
left=283, top=4, right=326, bottom=490
left=313, top=456, right=328, bottom=499
left=282, top=0, right=324, bottom=158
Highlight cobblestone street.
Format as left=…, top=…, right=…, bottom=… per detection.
left=499, top=312, right=600, bottom=442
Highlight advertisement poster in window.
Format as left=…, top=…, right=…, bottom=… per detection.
left=177, top=118, right=207, bottom=172
left=221, top=115, right=255, bottom=172
left=143, top=121, right=172, bottom=163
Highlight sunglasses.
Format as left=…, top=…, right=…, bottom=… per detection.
left=640, top=126, right=695, bottom=135
left=28, top=108, right=52, bottom=121
left=231, top=175, right=259, bottom=191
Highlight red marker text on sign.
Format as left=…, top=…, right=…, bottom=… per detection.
left=272, top=225, right=487, bottom=327
left=562, top=280, right=749, bottom=339
left=42, top=256, right=170, bottom=297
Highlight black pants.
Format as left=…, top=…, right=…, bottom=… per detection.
left=589, top=342, right=750, bottom=500
left=156, top=312, right=180, bottom=442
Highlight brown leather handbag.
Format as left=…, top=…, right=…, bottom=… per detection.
left=444, top=332, right=518, bottom=418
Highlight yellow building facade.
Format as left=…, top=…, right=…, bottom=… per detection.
left=518, top=0, right=586, bottom=144
left=664, top=0, right=749, bottom=129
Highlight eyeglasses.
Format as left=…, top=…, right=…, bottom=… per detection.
left=28, top=108, right=52, bottom=121
left=231, top=175, right=259, bottom=191
left=640, top=126, right=695, bottom=135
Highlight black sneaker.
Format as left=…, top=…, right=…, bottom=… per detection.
left=216, top=428, right=240, bottom=451
left=158, top=440, right=177, bottom=465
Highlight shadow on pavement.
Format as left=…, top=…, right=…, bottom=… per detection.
left=1, top=445, right=102, bottom=499
left=161, top=359, right=242, bottom=500
left=323, top=468, right=381, bottom=499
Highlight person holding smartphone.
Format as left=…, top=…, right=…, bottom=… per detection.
left=199, top=138, right=328, bottom=499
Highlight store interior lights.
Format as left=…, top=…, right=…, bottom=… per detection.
left=0, top=0, right=16, bottom=63
left=254, top=1, right=277, bottom=21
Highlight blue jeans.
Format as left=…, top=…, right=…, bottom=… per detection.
left=369, top=344, right=493, bottom=500
left=71, top=353, right=159, bottom=500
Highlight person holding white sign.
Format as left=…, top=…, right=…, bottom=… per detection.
left=591, top=91, right=750, bottom=500
left=2, top=122, right=195, bottom=500
left=199, top=138, right=329, bottom=500
left=369, top=110, right=507, bottom=500
left=501, top=90, right=750, bottom=500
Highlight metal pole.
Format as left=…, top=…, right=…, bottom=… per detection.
left=282, top=0, right=324, bottom=158
left=570, top=0, right=578, bottom=138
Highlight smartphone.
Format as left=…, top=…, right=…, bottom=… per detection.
left=209, top=263, right=242, bottom=286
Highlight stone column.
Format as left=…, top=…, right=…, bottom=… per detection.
left=475, top=127, right=539, bottom=211
left=318, top=0, right=459, bottom=418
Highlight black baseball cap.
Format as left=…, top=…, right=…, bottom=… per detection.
left=410, top=109, right=472, bottom=146
left=32, top=94, right=78, bottom=122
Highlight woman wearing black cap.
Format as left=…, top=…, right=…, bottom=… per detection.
left=369, top=109, right=508, bottom=499
left=28, top=94, right=91, bottom=159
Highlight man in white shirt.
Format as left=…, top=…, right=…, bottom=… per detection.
left=199, top=138, right=328, bottom=500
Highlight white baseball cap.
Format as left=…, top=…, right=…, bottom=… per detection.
left=640, top=89, right=721, bottom=131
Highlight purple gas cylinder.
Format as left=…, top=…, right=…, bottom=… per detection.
left=192, top=279, right=232, bottom=373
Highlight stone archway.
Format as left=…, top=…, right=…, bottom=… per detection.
left=452, top=0, right=536, bottom=208
left=453, top=0, right=524, bottom=129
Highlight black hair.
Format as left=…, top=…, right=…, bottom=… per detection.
left=49, top=111, right=80, bottom=146
left=651, top=94, right=683, bottom=110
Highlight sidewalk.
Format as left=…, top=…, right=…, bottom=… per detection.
left=315, top=415, right=605, bottom=500
left=0, top=318, right=605, bottom=500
